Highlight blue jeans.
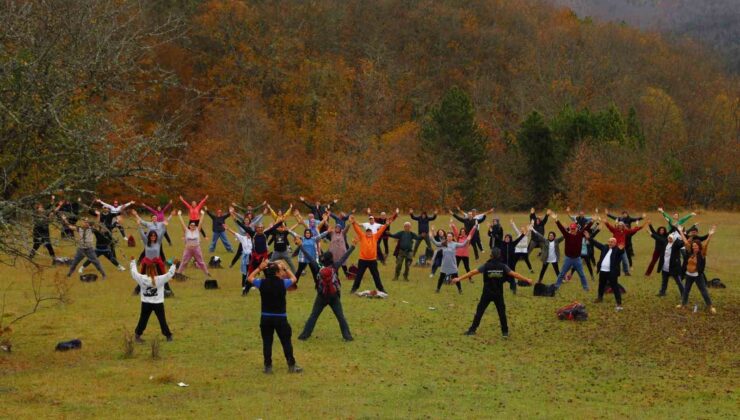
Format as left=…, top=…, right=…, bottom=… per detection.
left=621, top=252, right=630, bottom=274
left=555, top=256, right=589, bottom=290
left=209, top=231, right=233, bottom=252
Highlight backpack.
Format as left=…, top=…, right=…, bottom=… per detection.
left=347, top=265, right=358, bottom=280
left=533, top=282, right=556, bottom=297
left=80, top=274, right=98, bottom=282
left=318, top=266, right=339, bottom=297
left=127, top=235, right=136, bottom=247
left=556, top=301, right=588, bottom=321
left=55, top=339, right=82, bottom=351
left=208, top=256, right=222, bottom=269
left=204, top=279, right=219, bottom=289
left=708, top=278, right=726, bottom=288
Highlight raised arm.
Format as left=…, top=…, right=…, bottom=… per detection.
left=677, top=212, right=696, bottom=225
left=176, top=210, right=187, bottom=230
left=510, top=220, right=521, bottom=236
left=179, top=195, right=193, bottom=209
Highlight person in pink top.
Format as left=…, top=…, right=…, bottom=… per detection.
left=142, top=199, right=173, bottom=244
left=450, top=221, right=473, bottom=275
left=179, top=194, right=208, bottom=238
left=175, top=210, right=211, bottom=278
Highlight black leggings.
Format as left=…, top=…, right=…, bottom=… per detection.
left=260, top=316, right=295, bottom=367
left=538, top=262, right=560, bottom=282
left=352, top=259, right=385, bottom=292
left=30, top=233, right=55, bottom=258
left=471, top=233, right=483, bottom=259
left=135, top=302, right=171, bottom=337
left=437, top=272, right=462, bottom=292
left=430, top=250, right=443, bottom=275
left=231, top=243, right=244, bottom=267
left=456, top=256, right=471, bottom=273
left=513, top=253, right=532, bottom=271
left=295, top=261, right=319, bottom=285
left=597, top=272, right=622, bottom=305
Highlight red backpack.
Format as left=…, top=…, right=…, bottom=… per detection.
left=317, top=266, right=339, bottom=297
left=127, top=235, right=136, bottom=247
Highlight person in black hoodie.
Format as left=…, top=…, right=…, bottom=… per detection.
left=645, top=224, right=668, bottom=276
left=247, top=259, right=302, bottom=374
left=410, top=209, right=437, bottom=258
left=499, top=232, right=525, bottom=294
left=649, top=223, right=685, bottom=298
left=452, top=248, right=534, bottom=338
left=29, top=202, right=57, bottom=261
left=585, top=232, right=626, bottom=310
left=486, top=220, right=503, bottom=252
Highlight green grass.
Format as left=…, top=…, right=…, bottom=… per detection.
left=1, top=212, right=738, bottom=419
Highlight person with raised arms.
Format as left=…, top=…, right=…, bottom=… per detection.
left=130, top=257, right=178, bottom=343
left=410, top=209, right=437, bottom=258
left=552, top=213, right=592, bottom=292
left=676, top=225, right=717, bottom=314
left=175, top=210, right=211, bottom=278
left=247, top=259, right=302, bottom=374
left=584, top=231, right=626, bottom=311
left=95, top=198, right=135, bottom=238
left=430, top=220, right=477, bottom=294
left=453, top=248, right=533, bottom=338
left=389, top=222, right=421, bottom=282
left=179, top=194, right=208, bottom=237
left=349, top=210, right=398, bottom=294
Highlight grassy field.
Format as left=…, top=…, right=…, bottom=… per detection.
left=0, top=211, right=738, bottom=419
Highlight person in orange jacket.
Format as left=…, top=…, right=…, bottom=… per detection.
left=349, top=209, right=399, bottom=294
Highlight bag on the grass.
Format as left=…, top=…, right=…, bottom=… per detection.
left=347, top=264, right=358, bottom=280
left=80, top=274, right=98, bottom=282
left=533, top=282, right=556, bottom=297
left=605, top=285, right=627, bottom=294
left=708, top=278, right=726, bottom=288
left=318, top=266, right=339, bottom=297
left=204, top=279, right=219, bottom=289
left=208, top=256, right=222, bottom=269
left=556, top=301, right=588, bottom=321
left=55, top=339, right=82, bottom=351
left=127, top=235, right=136, bottom=247
left=417, top=254, right=427, bottom=266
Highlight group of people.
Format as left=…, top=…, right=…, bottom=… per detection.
left=27, top=196, right=720, bottom=373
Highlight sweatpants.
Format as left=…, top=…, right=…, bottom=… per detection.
left=30, top=232, right=55, bottom=259
left=352, top=259, right=385, bottom=292
left=68, top=248, right=106, bottom=277
left=135, top=302, right=171, bottom=337
left=394, top=250, right=413, bottom=280
left=83, top=247, right=120, bottom=268
left=260, top=316, right=296, bottom=367
left=270, top=250, right=296, bottom=272
left=178, top=246, right=209, bottom=275
left=645, top=250, right=661, bottom=276
left=468, top=285, right=508, bottom=335
left=299, top=293, right=352, bottom=340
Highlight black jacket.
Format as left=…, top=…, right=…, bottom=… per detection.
left=591, top=239, right=625, bottom=276
left=653, top=236, right=684, bottom=275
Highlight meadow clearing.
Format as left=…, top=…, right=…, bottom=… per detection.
left=0, top=212, right=738, bottom=419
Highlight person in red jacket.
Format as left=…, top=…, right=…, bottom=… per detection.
left=604, top=215, right=644, bottom=276
left=179, top=195, right=208, bottom=238
left=552, top=213, right=592, bottom=292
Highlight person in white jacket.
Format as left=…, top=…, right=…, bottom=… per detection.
left=511, top=219, right=535, bottom=274
left=130, top=257, right=178, bottom=342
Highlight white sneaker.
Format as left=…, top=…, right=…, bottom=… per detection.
left=117, top=265, right=126, bottom=271
left=78, top=266, right=84, bottom=274
left=429, top=273, right=434, bottom=278
left=615, top=306, right=624, bottom=312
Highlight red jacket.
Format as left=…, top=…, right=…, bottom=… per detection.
left=606, top=222, right=643, bottom=247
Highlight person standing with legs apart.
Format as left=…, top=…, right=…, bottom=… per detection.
left=180, top=195, right=208, bottom=238
left=63, top=216, right=106, bottom=279
left=29, top=202, right=57, bottom=261
left=650, top=222, right=685, bottom=298
left=429, top=221, right=477, bottom=294
left=247, top=259, right=302, bottom=374
left=603, top=213, right=644, bottom=276
left=450, top=221, right=474, bottom=275
left=265, top=215, right=298, bottom=273
left=176, top=210, right=211, bottom=279
left=131, top=258, right=177, bottom=342
left=528, top=208, right=550, bottom=253
left=206, top=207, right=233, bottom=253
left=410, top=209, right=437, bottom=258
left=676, top=226, right=716, bottom=314
left=297, top=240, right=357, bottom=341
left=224, top=223, right=254, bottom=296
left=453, top=248, right=533, bottom=338
left=606, top=209, right=643, bottom=269
left=453, top=207, right=492, bottom=257
left=142, top=200, right=173, bottom=245
left=645, top=224, right=668, bottom=276
left=95, top=198, right=135, bottom=238
left=389, top=222, right=421, bottom=281
left=529, top=229, right=563, bottom=283
left=585, top=231, right=626, bottom=311
left=510, top=219, right=534, bottom=274
left=349, top=211, right=397, bottom=294
left=499, top=231, right=526, bottom=294
left=552, top=213, right=592, bottom=292
left=80, top=210, right=125, bottom=272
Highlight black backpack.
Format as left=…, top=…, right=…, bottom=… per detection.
left=708, top=278, right=726, bottom=288
left=208, top=256, right=222, bottom=269
left=534, top=282, right=556, bottom=297
left=55, top=339, right=82, bottom=351
left=204, top=279, right=219, bottom=289
left=80, top=274, right=98, bottom=282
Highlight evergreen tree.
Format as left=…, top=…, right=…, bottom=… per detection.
left=517, top=111, right=557, bottom=205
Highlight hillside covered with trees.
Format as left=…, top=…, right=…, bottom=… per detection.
left=2, top=0, right=738, bottom=215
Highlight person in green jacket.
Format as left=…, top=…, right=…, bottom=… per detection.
left=658, top=207, right=696, bottom=232
left=390, top=222, right=421, bottom=281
